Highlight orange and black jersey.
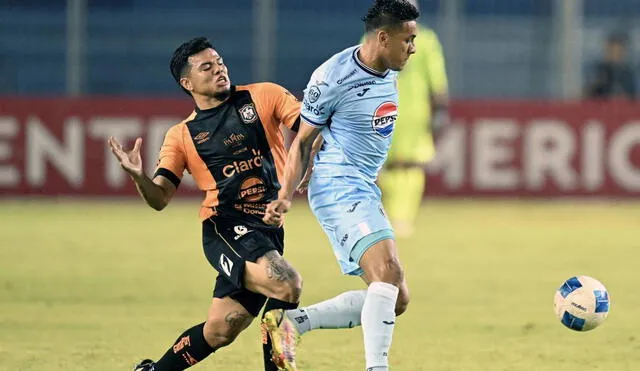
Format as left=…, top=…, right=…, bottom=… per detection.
left=154, top=83, right=300, bottom=228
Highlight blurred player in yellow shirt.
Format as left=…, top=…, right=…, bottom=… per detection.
left=371, top=0, right=450, bottom=237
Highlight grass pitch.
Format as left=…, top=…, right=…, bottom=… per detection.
left=0, top=199, right=638, bottom=370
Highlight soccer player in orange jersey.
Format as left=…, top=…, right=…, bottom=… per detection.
left=108, top=37, right=303, bottom=371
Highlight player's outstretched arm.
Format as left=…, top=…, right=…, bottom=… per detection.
left=296, top=134, right=323, bottom=193
left=263, top=122, right=320, bottom=225
left=107, top=136, right=177, bottom=211
left=280, top=121, right=320, bottom=201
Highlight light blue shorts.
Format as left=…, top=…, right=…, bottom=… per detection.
left=308, top=175, right=395, bottom=275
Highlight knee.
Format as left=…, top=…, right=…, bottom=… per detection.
left=369, top=257, right=404, bottom=286
left=253, top=251, right=303, bottom=303
left=271, top=271, right=303, bottom=303
left=395, top=287, right=410, bottom=316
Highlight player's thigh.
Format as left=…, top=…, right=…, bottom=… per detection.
left=358, top=237, right=404, bottom=285
left=244, top=250, right=302, bottom=302
left=312, top=193, right=398, bottom=276
left=204, top=296, right=256, bottom=348
left=202, top=219, right=300, bottom=300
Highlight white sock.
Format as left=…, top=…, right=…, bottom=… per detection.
left=362, top=282, right=399, bottom=370
left=285, top=290, right=366, bottom=335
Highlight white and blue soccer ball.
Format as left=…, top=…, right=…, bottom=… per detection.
left=553, top=275, right=610, bottom=332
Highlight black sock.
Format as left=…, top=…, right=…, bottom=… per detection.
left=154, top=322, right=215, bottom=371
left=261, top=299, right=299, bottom=371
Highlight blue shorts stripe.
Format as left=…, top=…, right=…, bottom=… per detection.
left=350, top=229, right=394, bottom=266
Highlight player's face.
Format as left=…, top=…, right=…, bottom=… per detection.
left=382, top=21, right=418, bottom=71
left=182, top=48, right=231, bottom=100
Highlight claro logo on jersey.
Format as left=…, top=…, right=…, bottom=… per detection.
left=303, top=101, right=326, bottom=116
left=372, top=102, right=397, bottom=138
left=222, top=149, right=263, bottom=177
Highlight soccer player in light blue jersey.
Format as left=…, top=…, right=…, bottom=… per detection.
left=261, top=1, right=419, bottom=370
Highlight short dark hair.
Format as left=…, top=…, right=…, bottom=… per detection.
left=169, top=37, right=214, bottom=94
left=362, top=0, right=420, bottom=33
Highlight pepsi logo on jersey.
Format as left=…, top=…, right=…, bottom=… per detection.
left=371, top=102, right=397, bottom=138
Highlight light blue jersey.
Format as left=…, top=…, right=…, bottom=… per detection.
left=302, top=45, right=398, bottom=275
left=301, top=45, right=398, bottom=182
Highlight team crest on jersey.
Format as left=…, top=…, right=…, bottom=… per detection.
left=308, top=85, right=321, bottom=103
left=239, top=104, right=258, bottom=124
left=371, top=102, right=397, bottom=137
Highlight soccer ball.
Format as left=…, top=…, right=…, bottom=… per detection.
left=553, top=275, right=610, bottom=332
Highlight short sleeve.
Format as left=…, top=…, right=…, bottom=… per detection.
left=266, top=83, right=301, bottom=131
left=245, top=83, right=301, bottom=132
left=300, top=66, right=339, bottom=127
left=154, top=123, right=187, bottom=188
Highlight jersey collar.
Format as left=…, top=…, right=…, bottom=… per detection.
left=194, top=85, right=237, bottom=114
left=352, top=47, right=389, bottom=79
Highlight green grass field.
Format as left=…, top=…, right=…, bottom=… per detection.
left=1, top=199, right=639, bottom=370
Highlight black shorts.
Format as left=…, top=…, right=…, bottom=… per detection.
left=202, top=217, right=284, bottom=317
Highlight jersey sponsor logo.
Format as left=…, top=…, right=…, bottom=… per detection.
left=239, top=176, right=267, bottom=202
left=232, top=147, right=248, bottom=156
left=194, top=131, right=211, bottom=144
left=308, top=85, right=321, bottom=103
left=234, top=202, right=267, bottom=216
left=222, top=149, right=263, bottom=178
left=223, top=132, right=246, bottom=147
left=372, top=102, right=397, bottom=138
left=336, top=68, right=357, bottom=84
left=303, top=101, right=326, bottom=116
left=347, top=80, right=376, bottom=91
left=219, top=253, right=234, bottom=277
left=239, top=103, right=258, bottom=124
